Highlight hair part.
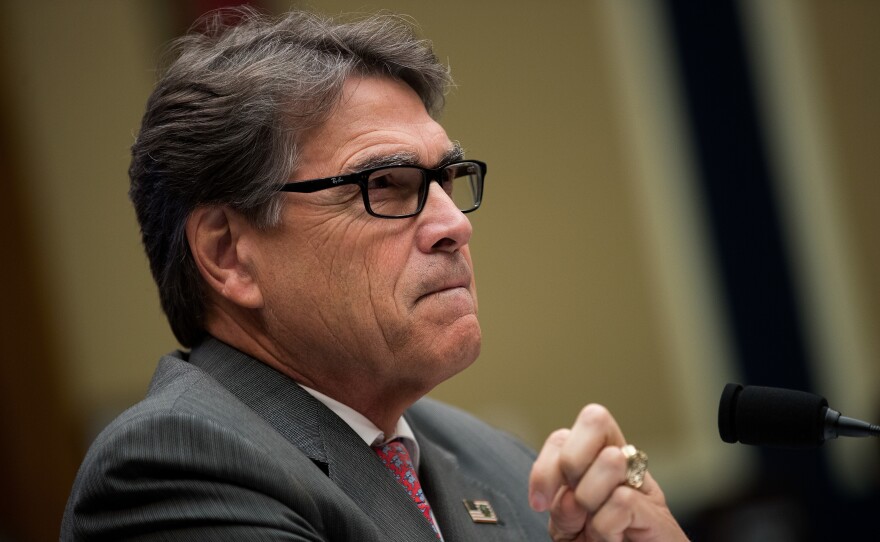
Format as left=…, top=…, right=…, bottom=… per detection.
left=129, top=7, right=452, bottom=346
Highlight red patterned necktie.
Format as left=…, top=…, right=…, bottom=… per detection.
left=373, top=439, right=441, bottom=539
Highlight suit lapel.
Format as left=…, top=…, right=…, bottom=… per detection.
left=318, top=411, right=438, bottom=540
left=414, top=421, right=532, bottom=541
left=188, top=339, right=437, bottom=540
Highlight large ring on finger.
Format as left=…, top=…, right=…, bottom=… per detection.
left=621, top=444, right=648, bottom=489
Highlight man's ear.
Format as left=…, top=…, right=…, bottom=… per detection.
left=185, top=206, right=264, bottom=309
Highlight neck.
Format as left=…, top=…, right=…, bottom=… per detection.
left=296, top=374, right=425, bottom=437
left=301, top=384, right=413, bottom=439
left=203, top=315, right=426, bottom=437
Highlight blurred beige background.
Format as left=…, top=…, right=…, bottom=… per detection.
left=0, top=1, right=877, bottom=540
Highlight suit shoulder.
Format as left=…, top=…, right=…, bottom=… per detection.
left=81, top=354, right=290, bottom=464
left=63, top=356, right=330, bottom=540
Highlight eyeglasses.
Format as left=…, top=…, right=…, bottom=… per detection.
left=278, top=160, right=486, bottom=219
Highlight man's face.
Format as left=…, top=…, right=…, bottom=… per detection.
left=248, top=76, right=481, bottom=396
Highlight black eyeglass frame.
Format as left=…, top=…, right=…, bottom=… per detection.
left=277, top=159, right=487, bottom=219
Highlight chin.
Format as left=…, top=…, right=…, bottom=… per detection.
left=394, top=314, right=481, bottom=389
left=433, top=317, right=482, bottom=379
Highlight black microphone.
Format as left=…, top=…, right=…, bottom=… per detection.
left=718, top=383, right=880, bottom=448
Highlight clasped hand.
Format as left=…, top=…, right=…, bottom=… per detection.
left=528, top=404, right=688, bottom=542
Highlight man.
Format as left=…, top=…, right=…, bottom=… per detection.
left=63, top=8, right=687, bottom=541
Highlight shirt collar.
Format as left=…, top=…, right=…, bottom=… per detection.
left=299, top=384, right=421, bottom=468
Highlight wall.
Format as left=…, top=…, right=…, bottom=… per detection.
left=0, top=0, right=876, bottom=539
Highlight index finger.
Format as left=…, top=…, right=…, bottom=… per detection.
left=528, top=428, right=570, bottom=512
left=558, top=404, right=627, bottom=487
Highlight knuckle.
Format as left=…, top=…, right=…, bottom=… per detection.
left=598, top=445, right=626, bottom=469
left=611, top=484, right=640, bottom=508
left=546, top=428, right=571, bottom=447
left=531, top=429, right=571, bottom=484
left=576, top=403, right=611, bottom=426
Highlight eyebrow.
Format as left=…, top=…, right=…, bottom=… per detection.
left=346, top=142, right=465, bottom=173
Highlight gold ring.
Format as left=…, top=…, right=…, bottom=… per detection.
left=621, top=444, right=648, bottom=489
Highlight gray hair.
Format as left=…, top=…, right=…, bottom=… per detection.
left=129, top=7, right=452, bottom=347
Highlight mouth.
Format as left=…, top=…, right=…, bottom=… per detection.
left=418, top=280, right=470, bottom=301
left=415, top=274, right=472, bottom=304
left=410, top=254, right=476, bottom=309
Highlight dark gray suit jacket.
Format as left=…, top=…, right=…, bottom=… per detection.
left=62, top=339, right=550, bottom=540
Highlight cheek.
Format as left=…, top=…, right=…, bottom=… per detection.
left=266, top=202, right=416, bottom=321
left=360, top=231, right=413, bottom=296
left=317, top=220, right=413, bottom=305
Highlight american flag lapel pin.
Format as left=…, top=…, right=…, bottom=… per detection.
left=462, top=499, right=499, bottom=524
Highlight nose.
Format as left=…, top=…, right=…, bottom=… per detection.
left=415, top=181, right=473, bottom=254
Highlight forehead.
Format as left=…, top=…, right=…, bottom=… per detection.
left=294, top=76, right=453, bottom=179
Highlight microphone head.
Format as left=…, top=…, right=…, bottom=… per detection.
left=718, top=383, right=743, bottom=444
left=719, top=383, right=829, bottom=448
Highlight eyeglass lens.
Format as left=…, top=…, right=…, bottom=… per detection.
left=365, top=162, right=482, bottom=217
